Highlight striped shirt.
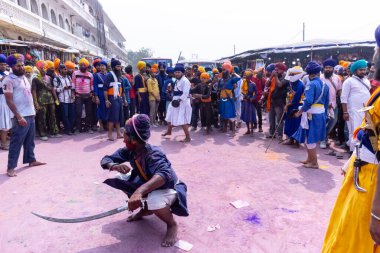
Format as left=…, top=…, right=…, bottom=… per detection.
left=72, top=70, right=93, bottom=94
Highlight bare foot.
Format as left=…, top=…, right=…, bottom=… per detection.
left=161, top=132, right=171, bottom=137
left=127, top=209, right=152, bottom=222
left=303, top=163, right=319, bottom=169
left=179, top=138, right=191, bottom=143
left=116, top=135, right=123, bottom=139
left=244, top=131, right=250, bottom=135
left=161, top=223, right=178, bottom=247
left=299, top=160, right=310, bottom=164
left=29, top=161, right=46, bottom=167
left=7, top=169, right=17, bottom=177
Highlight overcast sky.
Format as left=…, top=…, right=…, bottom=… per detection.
left=99, top=0, right=380, bottom=61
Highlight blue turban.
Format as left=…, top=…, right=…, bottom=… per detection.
left=323, top=59, right=337, bottom=68
left=0, top=54, right=6, bottom=63
left=334, top=65, right=343, bottom=75
left=234, top=66, right=240, bottom=74
left=174, top=63, right=185, bottom=73
left=266, top=63, right=275, bottom=73
left=111, top=58, right=121, bottom=69
left=158, top=62, right=166, bottom=69
left=6, top=53, right=24, bottom=67
left=166, top=67, right=174, bottom=74
left=205, top=67, right=212, bottom=72
left=350, top=59, right=367, bottom=74
left=99, top=60, right=107, bottom=66
left=125, top=114, right=151, bottom=142
left=305, top=61, right=322, bottom=75
left=375, top=24, right=380, bottom=47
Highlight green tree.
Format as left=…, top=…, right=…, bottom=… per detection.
left=127, top=47, right=153, bottom=70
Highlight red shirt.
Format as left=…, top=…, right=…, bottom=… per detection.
left=251, top=76, right=266, bottom=101
left=125, top=74, right=135, bottom=98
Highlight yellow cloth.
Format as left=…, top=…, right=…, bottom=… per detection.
left=24, top=66, right=33, bottom=73
left=54, top=58, right=60, bottom=69
left=137, top=61, right=146, bottom=71
left=45, top=60, right=54, bottom=70
left=65, top=61, right=75, bottom=70
left=241, top=79, right=248, bottom=95
left=198, top=66, right=205, bottom=73
left=147, top=78, right=160, bottom=101
left=322, top=156, right=380, bottom=253
left=79, top=58, right=89, bottom=67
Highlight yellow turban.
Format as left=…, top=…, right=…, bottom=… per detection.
left=244, top=69, right=254, bottom=77
left=45, top=60, right=54, bottom=70
left=24, top=65, right=33, bottom=73
left=54, top=58, right=60, bottom=69
left=137, top=61, right=146, bottom=71
left=79, top=58, right=89, bottom=67
left=65, top=61, right=75, bottom=70
left=212, top=68, right=219, bottom=74
left=198, top=66, right=205, bottom=73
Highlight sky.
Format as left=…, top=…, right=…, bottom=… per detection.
left=99, top=0, right=380, bottom=62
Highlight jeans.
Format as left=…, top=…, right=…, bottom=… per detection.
left=191, top=102, right=201, bottom=128
left=61, top=103, right=75, bottom=134
left=8, top=116, right=36, bottom=170
left=75, top=95, right=93, bottom=131
left=269, top=105, right=284, bottom=136
left=325, top=107, right=339, bottom=141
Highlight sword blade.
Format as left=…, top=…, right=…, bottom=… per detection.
left=32, top=204, right=129, bottom=223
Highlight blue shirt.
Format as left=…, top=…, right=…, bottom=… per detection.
left=301, top=77, right=329, bottom=113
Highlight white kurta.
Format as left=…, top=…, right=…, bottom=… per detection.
left=0, top=72, right=12, bottom=130
left=340, top=76, right=371, bottom=151
left=165, top=76, right=192, bottom=126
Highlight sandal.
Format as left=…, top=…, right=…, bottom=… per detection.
left=336, top=152, right=344, bottom=159
left=326, top=150, right=336, bottom=156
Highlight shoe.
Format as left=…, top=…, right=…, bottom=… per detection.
left=320, top=141, right=327, bottom=149
left=266, top=134, right=274, bottom=138
left=259, top=127, right=263, bottom=132
left=277, top=136, right=283, bottom=142
left=253, top=124, right=258, bottom=129
left=40, top=136, right=48, bottom=141
left=191, top=127, right=197, bottom=131
left=88, top=130, right=94, bottom=134
left=51, top=134, right=63, bottom=138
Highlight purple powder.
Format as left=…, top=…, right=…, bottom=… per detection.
left=281, top=208, right=299, bottom=213
left=245, top=213, right=261, bottom=225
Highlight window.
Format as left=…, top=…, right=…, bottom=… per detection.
left=51, top=10, right=57, bottom=25
left=17, top=0, right=27, bottom=9
left=65, top=19, right=70, bottom=32
left=58, top=15, right=64, bottom=29
left=41, top=4, right=48, bottom=20
left=30, top=0, right=39, bottom=15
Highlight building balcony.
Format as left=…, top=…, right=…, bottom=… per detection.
left=60, top=0, right=97, bottom=28
left=106, top=36, right=127, bottom=60
left=0, top=0, right=103, bottom=56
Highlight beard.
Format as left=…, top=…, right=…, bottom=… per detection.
left=13, top=68, right=25, bottom=76
left=80, top=67, right=87, bottom=73
left=356, top=73, right=366, bottom=79
left=324, top=71, right=333, bottom=78
left=113, top=69, right=122, bottom=77
left=222, top=72, right=229, bottom=79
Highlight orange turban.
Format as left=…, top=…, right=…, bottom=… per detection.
left=245, top=69, right=254, bottom=77
left=79, top=58, right=89, bottom=67
left=152, top=63, right=158, bottom=70
left=151, top=67, right=158, bottom=73
left=200, top=72, right=210, bottom=81
left=65, top=61, right=75, bottom=70
left=54, top=58, right=60, bottom=69
left=222, top=62, right=233, bottom=73
left=212, top=68, right=219, bottom=74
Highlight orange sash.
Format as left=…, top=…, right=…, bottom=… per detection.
left=134, top=159, right=149, bottom=181
left=266, top=77, right=276, bottom=112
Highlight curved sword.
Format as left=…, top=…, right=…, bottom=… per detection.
left=32, top=203, right=130, bottom=223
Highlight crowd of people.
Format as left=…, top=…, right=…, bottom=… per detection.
left=0, top=51, right=379, bottom=175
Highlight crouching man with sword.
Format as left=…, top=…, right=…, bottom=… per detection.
left=33, top=114, right=189, bottom=247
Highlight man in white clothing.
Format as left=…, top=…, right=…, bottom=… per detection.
left=340, top=59, right=371, bottom=151
left=163, top=63, right=192, bottom=142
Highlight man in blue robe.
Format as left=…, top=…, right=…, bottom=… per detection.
left=157, top=62, right=168, bottom=124
left=293, top=61, right=329, bottom=168
left=100, top=114, right=188, bottom=247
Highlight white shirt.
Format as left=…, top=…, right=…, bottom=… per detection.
left=54, top=75, right=74, bottom=103
left=3, top=74, right=35, bottom=117
left=340, top=75, right=370, bottom=111
left=320, top=74, right=342, bottom=108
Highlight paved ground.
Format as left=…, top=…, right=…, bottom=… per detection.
left=0, top=121, right=348, bottom=253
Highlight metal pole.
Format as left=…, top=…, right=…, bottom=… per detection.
left=303, top=22, right=305, bottom=42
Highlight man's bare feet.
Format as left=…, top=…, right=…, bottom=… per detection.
left=127, top=209, right=152, bottom=222
left=303, top=163, right=319, bottom=169
left=116, top=135, right=123, bottom=139
left=161, top=132, right=171, bottom=137
left=29, top=161, right=46, bottom=167
left=179, top=138, right=191, bottom=143
left=7, top=169, right=17, bottom=177
left=161, top=223, right=178, bottom=247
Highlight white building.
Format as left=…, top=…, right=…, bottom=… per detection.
left=0, top=0, right=127, bottom=62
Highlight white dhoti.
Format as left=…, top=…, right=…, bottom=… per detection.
left=165, top=99, right=192, bottom=126
left=347, top=109, right=364, bottom=151
left=146, top=189, right=178, bottom=210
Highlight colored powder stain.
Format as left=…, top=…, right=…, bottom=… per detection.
left=281, top=208, right=299, bottom=213
left=245, top=213, right=262, bottom=225
left=265, top=153, right=279, bottom=161
left=320, top=165, right=328, bottom=169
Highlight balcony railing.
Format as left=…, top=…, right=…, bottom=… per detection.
left=61, top=0, right=97, bottom=28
